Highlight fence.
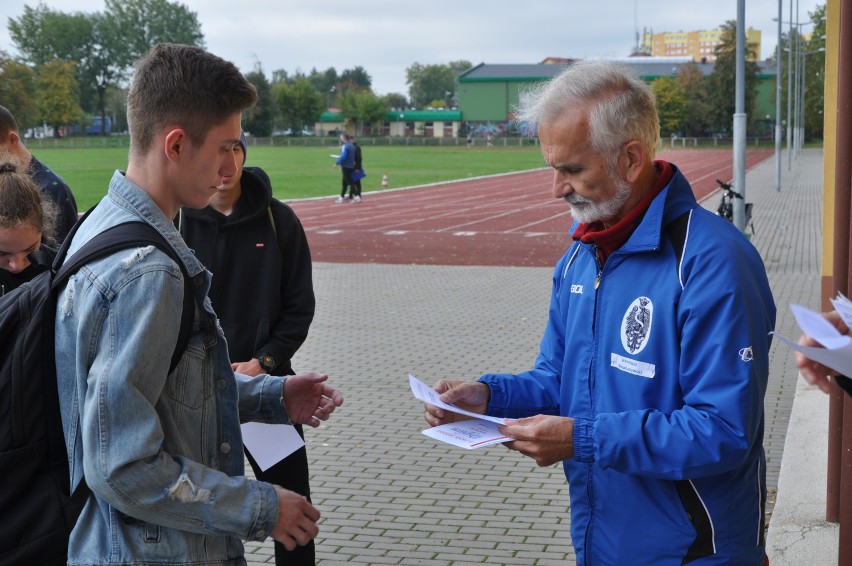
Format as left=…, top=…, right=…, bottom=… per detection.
left=24, top=133, right=780, bottom=151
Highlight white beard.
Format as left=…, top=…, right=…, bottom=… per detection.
left=565, top=177, right=633, bottom=224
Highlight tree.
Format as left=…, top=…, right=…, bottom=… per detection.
left=272, top=78, right=324, bottom=133
left=382, top=92, right=409, bottom=110
left=35, top=59, right=83, bottom=135
left=339, top=66, right=371, bottom=89
left=8, top=1, right=205, bottom=136
left=103, top=0, right=204, bottom=64
left=306, top=67, right=338, bottom=96
left=339, top=88, right=386, bottom=135
left=243, top=67, right=276, bottom=137
left=707, top=20, right=760, bottom=133
left=0, top=52, right=37, bottom=130
left=674, top=62, right=711, bottom=136
left=8, top=4, right=93, bottom=67
left=406, top=60, right=472, bottom=108
left=82, top=12, right=128, bottom=135
left=651, top=77, right=687, bottom=137
left=802, top=4, right=826, bottom=140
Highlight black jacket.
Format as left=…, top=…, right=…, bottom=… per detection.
left=30, top=157, right=78, bottom=243
left=178, top=167, right=315, bottom=375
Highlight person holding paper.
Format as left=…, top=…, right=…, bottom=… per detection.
left=424, top=61, right=776, bottom=565
left=55, top=44, right=342, bottom=565
left=178, top=132, right=318, bottom=565
left=796, top=309, right=852, bottom=395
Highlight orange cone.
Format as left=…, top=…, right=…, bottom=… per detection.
left=381, top=173, right=389, bottom=188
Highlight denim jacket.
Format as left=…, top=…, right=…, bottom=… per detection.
left=55, top=171, right=291, bottom=565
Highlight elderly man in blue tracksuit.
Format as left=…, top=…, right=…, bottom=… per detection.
left=425, top=61, right=775, bottom=565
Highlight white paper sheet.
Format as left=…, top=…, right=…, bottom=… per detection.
left=774, top=301, right=852, bottom=377
left=240, top=423, right=305, bottom=471
left=408, top=374, right=505, bottom=424
left=409, top=374, right=512, bottom=449
left=422, top=420, right=512, bottom=450
left=830, top=293, right=852, bottom=329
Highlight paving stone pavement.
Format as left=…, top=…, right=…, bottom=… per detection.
left=244, top=149, right=824, bottom=565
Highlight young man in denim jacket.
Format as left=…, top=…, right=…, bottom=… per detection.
left=54, top=43, right=343, bottom=565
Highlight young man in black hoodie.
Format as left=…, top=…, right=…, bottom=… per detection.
left=179, top=133, right=318, bottom=565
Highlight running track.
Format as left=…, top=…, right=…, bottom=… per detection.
left=287, top=148, right=773, bottom=268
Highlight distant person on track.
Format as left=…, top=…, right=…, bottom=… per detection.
left=349, top=135, right=363, bottom=203
left=422, top=60, right=776, bottom=565
left=0, top=105, right=78, bottom=241
left=334, top=133, right=355, bottom=204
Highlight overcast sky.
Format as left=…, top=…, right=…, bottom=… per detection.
left=1, top=0, right=825, bottom=97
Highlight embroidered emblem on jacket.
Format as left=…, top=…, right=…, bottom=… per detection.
left=621, top=296, right=653, bottom=354
left=739, top=347, right=754, bottom=362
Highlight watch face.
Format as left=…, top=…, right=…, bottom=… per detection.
left=260, top=354, right=276, bottom=370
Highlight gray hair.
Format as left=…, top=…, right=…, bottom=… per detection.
left=515, top=60, right=659, bottom=160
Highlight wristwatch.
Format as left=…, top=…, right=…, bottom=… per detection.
left=257, top=352, right=277, bottom=373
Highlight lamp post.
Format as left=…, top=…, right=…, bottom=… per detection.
left=327, top=86, right=336, bottom=110
left=773, top=15, right=819, bottom=168
left=774, top=0, right=782, bottom=191
left=796, top=47, right=826, bottom=155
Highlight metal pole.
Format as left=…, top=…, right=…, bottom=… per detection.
left=796, top=33, right=804, bottom=155
left=795, top=0, right=803, bottom=157
left=732, top=0, right=747, bottom=232
left=801, top=53, right=808, bottom=149
left=775, top=0, right=783, bottom=191
left=786, top=0, right=794, bottom=170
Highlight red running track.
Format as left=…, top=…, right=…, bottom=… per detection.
left=287, top=148, right=772, bottom=268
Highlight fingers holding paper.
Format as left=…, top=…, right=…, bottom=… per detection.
left=795, top=310, right=850, bottom=394
left=499, top=415, right=575, bottom=467
left=424, top=379, right=490, bottom=427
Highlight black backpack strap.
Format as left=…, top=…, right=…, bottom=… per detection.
left=54, top=222, right=195, bottom=374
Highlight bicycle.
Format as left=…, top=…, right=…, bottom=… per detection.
left=715, top=179, right=755, bottom=235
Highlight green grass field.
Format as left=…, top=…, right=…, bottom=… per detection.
left=29, top=144, right=547, bottom=209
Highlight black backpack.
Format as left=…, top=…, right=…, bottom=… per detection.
left=0, top=217, right=194, bottom=565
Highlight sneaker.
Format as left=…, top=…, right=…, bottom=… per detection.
left=353, top=196, right=362, bottom=203
left=335, top=196, right=344, bottom=203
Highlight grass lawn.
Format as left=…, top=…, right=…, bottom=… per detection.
left=29, top=144, right=547, bottom=210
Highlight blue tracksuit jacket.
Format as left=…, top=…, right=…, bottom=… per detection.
left=480, top=164, right=776, bottom=565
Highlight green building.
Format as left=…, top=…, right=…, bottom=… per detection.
left=457, top=58, right=779, bottom=137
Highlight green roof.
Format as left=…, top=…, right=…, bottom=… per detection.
left=320, top=110, right=461, bottom=123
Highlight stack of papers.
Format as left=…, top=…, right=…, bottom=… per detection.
left=408, top=374, right=512, bottom=450
left=774, top=294, right=852, bottom=376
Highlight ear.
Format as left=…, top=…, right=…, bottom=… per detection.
left=621, top=140, right=646, bottom=183
left=163, top=128, right=187, bottom=162
left=8, top=131, right=20, bottom=145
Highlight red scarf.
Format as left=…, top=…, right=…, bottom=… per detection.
left=572, top=160, right=674, bottom=264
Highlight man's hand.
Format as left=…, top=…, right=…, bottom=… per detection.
left=424, top=379, right=490, bottom=427
left=796, top=310, right=849, bottom=394
left=282, top=373, right=344, bottom=426
left=499, top=415, right=574, bottom=467
left=270, top=486, right=320, bottom=550
left=232, top=358, right=263, bottom=377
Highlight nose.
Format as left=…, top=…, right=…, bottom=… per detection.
left=220, top=148, right=238, bottom=179
left=552, top=170, right=572, bottom=200
left=5, top=253, right=30, bottom=273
